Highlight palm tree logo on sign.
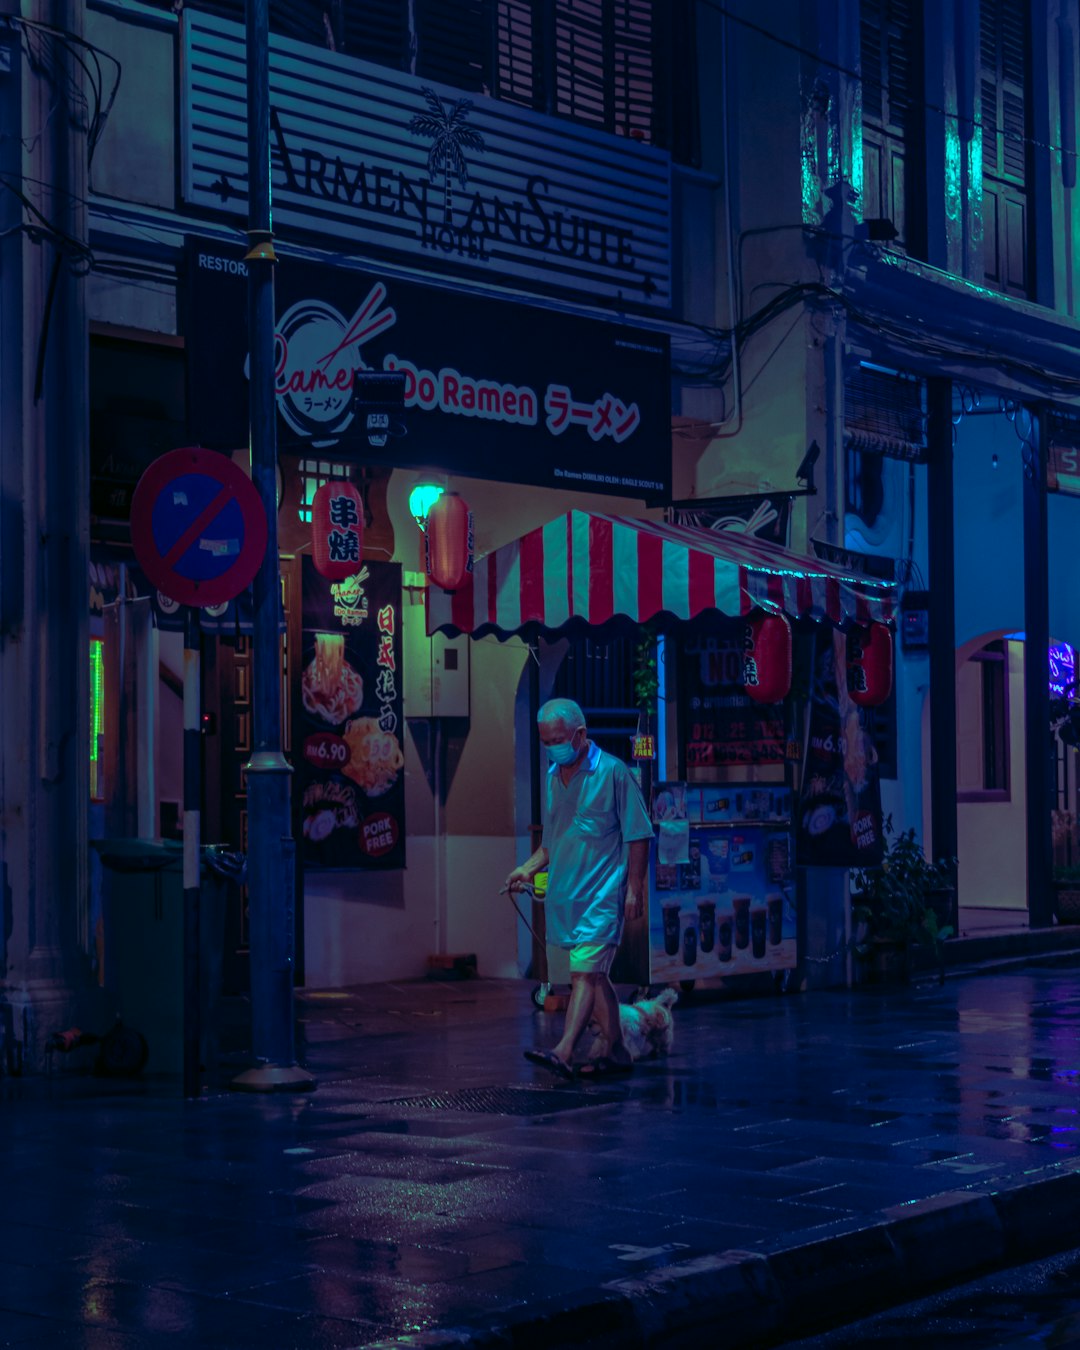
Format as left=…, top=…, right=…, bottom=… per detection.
left=409, top=87, right=486, bottom=226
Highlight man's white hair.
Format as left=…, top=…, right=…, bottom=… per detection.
left=537, top=698, right=586, bottom=732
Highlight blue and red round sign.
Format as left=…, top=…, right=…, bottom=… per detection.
left=130, top=448, right=268, bottom=607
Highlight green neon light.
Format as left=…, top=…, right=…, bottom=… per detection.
left=90, top=638, right=104, bottom=800
left=409, top=482, right=444, bottom=524
left=90, top=639, right=104, bottom=760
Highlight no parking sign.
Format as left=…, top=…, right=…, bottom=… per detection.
left=130, top=448, right=268, bottom=607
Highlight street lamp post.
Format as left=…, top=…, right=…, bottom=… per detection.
left=232, top=0, right=315, bottom=1093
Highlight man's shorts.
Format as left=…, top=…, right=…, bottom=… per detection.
left=568, top=942, right=617, bottom=975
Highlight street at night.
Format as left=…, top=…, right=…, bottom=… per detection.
left=6, top=0, right=1080, bottom=1344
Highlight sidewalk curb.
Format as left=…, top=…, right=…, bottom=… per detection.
left=370, top=1164, right=1080, bottom=1349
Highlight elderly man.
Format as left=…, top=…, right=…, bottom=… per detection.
left=507, top=697, right=653, bottom=1079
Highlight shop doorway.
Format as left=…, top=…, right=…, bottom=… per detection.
left=552, top=634, right=639, bottom=763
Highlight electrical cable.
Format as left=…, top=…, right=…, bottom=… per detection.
left=697, top=0, right=1073, bottom=163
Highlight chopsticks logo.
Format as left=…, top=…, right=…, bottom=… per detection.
left=271, top=285, right=397, bottom=446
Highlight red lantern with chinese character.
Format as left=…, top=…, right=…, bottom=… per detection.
left=741, top=611, right=792, bottom=704
left=312, top=481, right=364, bottom=579
left=847, top=622, right=894, bottom=707
left=425, top=491, right=472, bottom=591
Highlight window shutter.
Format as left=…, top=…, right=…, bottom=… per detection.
left=980, top=0, right=1029, bottom=187
left=861, top=0, right=917, bottom=132
left=885, top=26, right=912, bottom=127
left=844, top=365, right=928, bottom=462
left=1001, top=89, right=1026, bottom=179
left=341, top=0, right=412, bottom=67
left=555, top=0, right=609, bottom=130
left=612, top=0, right=656, bottom=143
left=861, top=1, right=885, bottom=126
left=495, top=0, right=541, bottom=109
left=416, top=0, right=488, bottom=93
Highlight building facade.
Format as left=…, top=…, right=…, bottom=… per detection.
left=3, top=0, right=1080, bottom=1070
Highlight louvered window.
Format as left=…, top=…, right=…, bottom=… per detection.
left=860, top=0, right=924, bottom=257
left=980, top=0, right=1031, bottom=296
left=844, top=363, right=928, bottom=462
left=496, top=1, right=540, bottom=108
left=416, top=0, right=487, bottom=92
left=340, top=1, right=411, bottom=66
left=187, top=0, right=694, bottom=163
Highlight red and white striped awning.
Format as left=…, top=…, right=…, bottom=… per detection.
left=426, top=511, right=897, bottom=638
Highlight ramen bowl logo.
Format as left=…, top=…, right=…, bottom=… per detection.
left=331, top=568, right=370, bottom=626
left=271, top=284, right=396, bottom=447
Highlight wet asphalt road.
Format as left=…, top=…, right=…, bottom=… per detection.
left=781, top=1245, right=1080, bottom=1347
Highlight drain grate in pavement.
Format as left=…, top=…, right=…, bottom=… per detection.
left=362, top=1085, right=624, bottom=1116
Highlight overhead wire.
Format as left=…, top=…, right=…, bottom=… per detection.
left=697, top=0, right=1074, bottom=163
left=0, top=16, right=122, bottom=401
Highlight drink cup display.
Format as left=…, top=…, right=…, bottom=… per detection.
left=717, top=913, right=733, bottom=962
left=766, top=892, right=785, bottom=946
left=682, top=923, right=698, bottom=966
left=732, top=893, right=751, bottom=949
left=751, top=906, right=767, bottom=958
left=697, top=899, right=716, bottom=953
left=662, top=901, right=681, bottom=956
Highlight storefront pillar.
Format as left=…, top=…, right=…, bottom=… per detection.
left=0, top=2, right=101, bottom=1069
left=1025, top=409, right=1053, bottom=928
left=927, top=379, right=959, bottom=891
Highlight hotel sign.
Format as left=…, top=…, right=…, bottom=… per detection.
left=181, top=11, right=672, bottom=310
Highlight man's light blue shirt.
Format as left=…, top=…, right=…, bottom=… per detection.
left=541, top=742, right=653, bottom=950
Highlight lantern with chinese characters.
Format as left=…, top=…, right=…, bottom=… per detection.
left=425, top=491, right=473, bottom=591
left=847, top=622, right=894, bottom=707
left=741, top=611, right=792, bottom=704
left=312, top=481, right=364, bottom=580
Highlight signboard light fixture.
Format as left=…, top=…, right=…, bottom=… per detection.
left=409, top=481, right=444, bottom=528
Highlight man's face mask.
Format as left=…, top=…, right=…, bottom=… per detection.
left=545, top=728, right=581, bottom=766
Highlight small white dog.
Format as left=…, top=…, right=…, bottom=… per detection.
left=584, top=987, right=679, bottom=1063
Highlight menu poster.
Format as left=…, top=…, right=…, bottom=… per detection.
left=298, top=558, right=406, bottom=869
left=649, top=823, right=796, bottom=981
left=795, top=628, right=884, bottom=868
left=681, top=627, right=785, bottom=767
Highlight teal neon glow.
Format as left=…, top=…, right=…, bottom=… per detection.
left=409, top=482, right=445, bottom=524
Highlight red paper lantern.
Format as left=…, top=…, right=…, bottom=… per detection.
left=312, top=481, right=364, bottom=580
left=741, top=611, right=792, bottom=704
left=847, top=622, right=894, bottom=707
left=426, top=491, right=473, bottom=591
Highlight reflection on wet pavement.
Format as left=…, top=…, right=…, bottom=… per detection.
left=3, top=966, right=1080, bottom=1343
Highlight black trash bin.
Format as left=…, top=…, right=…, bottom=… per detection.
left=90, top=839, right=243, bottom=1074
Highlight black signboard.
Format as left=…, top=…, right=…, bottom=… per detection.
left=185, top=239, right=671, bottom=501
left=679, top=625, right=785, bottom=768
left=795, top=629, right=884, bottom=868
left=297, top=558, right=406, bottom=870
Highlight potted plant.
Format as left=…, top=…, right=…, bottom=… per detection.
left=851, top=817, right=957, bottom=983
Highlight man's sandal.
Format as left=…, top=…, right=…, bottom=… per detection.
left=523, top=1049, right=575, bottom=1081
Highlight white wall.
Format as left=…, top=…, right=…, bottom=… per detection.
left=956, top=641, right=1028, bottom=910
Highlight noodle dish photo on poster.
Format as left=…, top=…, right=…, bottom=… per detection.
left=298, top=558, right=406, bottom=869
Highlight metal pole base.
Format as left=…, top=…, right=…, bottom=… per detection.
left=230, top=1063, right=317, bottom=1093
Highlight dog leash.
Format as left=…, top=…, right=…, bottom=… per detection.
left=499, top=883, right=547, bottom=949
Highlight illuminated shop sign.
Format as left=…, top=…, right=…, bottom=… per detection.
left=187, top=241, right=671, bottom=501
left=1051, top=642, right=1076, bottom=698
left=298, top=559, right=405, bottom=871
left=181, top=11, right=671, bottom=310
